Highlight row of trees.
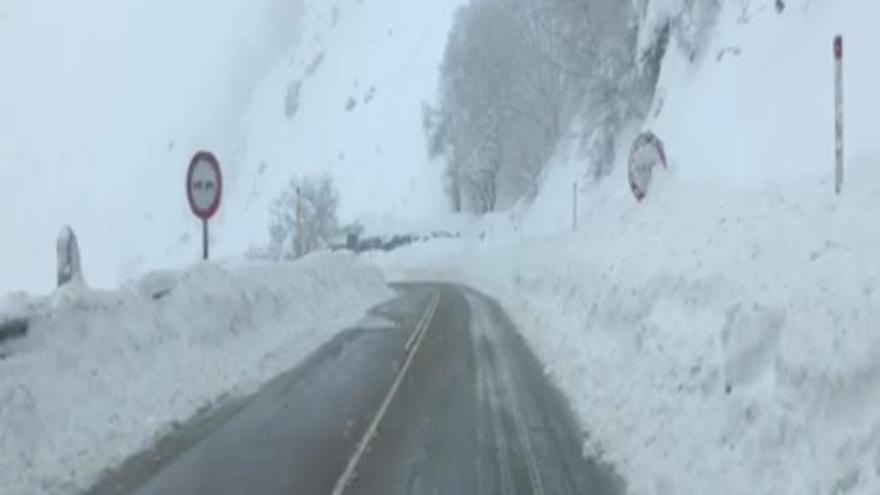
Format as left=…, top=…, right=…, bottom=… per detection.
left=262, top=1, right=723, bottom=249
left=426, top=0, right=640, bottom=213
left=426, top=0, right=719, bottom=214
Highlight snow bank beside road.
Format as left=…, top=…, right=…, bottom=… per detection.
left=377, top=164, right=880, bottom=494
left=378, top=1, right=880, bottom=493
left=0, top=252, right=391, bottom=495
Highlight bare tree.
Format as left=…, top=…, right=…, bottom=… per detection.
left=269, top=175, right=339, bottom=259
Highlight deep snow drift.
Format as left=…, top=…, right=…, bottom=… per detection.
left=376, top=0, right=880, bottom=493
left=0, top=252, right=391, bottom=494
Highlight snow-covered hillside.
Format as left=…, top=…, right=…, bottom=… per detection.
left=221, top=0, right=468, bottom=249
left=0, top=0, right=463, bottom=491
left=6, top=0, right=880, bottom=492
left=0, top=252, right=391, bottom=494
left=377, top=1, right=880, bottom=493
left=527, top=0, right=880, bottom=235
left=0, top=0, right=307, bottom=293
left=0, top=0, right=464, bottom=294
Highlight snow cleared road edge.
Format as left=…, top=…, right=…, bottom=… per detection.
left=0, top=251, right=392, bottom=495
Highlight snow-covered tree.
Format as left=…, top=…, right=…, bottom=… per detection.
left=432, top=0, right=565, bottom=213
left=430, top=0, right=648, bottom=213
left=269, top=175, right=339, bottom=259
left=429, top=0, right=721, bottom=211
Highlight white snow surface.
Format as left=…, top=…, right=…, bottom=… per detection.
left=375, top=1, right=880, bottom=494
left=5, top=0, right=880, bottom=493
left=0, top=252, right=392, bottom=494
left=0, top=0, right=464, bottom=294
left=220, top=0, right=467, bottom=253
left=0, top=0, right=305, bottom=294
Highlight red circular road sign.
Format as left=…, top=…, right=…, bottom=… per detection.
left=628, top=131, right=667, bottom=202
left=187, top=151, right=223, bottom=221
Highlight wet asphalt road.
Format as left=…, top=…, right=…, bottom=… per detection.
left=88, top=284, right=623, bottom=495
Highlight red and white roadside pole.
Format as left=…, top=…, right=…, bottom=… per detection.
left=834, top=35, right=844, bottom=195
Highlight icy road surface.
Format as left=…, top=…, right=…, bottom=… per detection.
left=89, top=284, right=622, bottom=495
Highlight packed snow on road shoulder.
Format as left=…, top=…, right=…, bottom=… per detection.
left=0, top=252, right=392, bottom=494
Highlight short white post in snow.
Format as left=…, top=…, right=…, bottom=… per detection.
left=572, top=182, right=578, bottom=232
left=834, top=35, right=844, bottom=195
left=57, top=225, right=84, bottom=287
left=296, top=186, right=304, bottom=258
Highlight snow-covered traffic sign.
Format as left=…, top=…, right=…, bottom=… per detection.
left=187, top=151, right=223, bottom=221
left=187, top=151, right=222, bottom=259
left=628, top=131, right=667, bottom=202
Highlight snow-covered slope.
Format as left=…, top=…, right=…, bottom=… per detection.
left=218, top=0, right=467, bottom=253
left=0, top=0, right=306, bottom=293
left=0, top=0, right=464, bottom=294
left=525, top=0, right=880, bottom=232
left=651, top=0, right=878, bottom=187
left=7, top=0, right=880, bottom=492
left=376, top=1, right=880, bottom=493
left=0, top=252, right=391, bottom=494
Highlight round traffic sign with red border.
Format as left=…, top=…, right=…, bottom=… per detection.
left=187, top=151, right=223, bottom=220
left=628, top=131, right=667, bottom=202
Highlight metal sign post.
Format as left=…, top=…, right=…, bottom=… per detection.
left=186, top=151, right=223, bottom=260
left=202, top=219, right=209, bottom=260
left=834, top=35, right=844, bottom=195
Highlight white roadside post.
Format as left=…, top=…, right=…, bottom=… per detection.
left=572, top=182, right=578, bottom=232
left=56, top=225, right=84, bottom=287
left=834, top=35, right=844, bottom=195
left=296, top=186, right=303, bottom=257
